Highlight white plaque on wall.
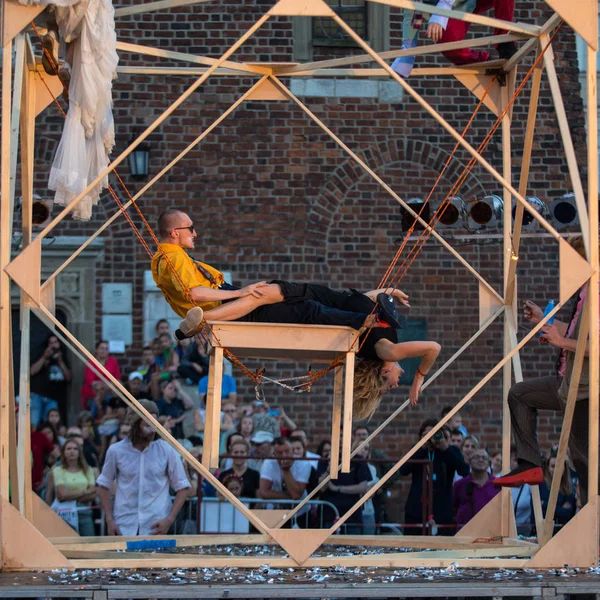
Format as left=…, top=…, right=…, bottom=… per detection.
left=102, top=283, right=132, bottom=314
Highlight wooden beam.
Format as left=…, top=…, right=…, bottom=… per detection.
left=586, top=33, right=599, bottom=505
left=268, top=0, right=335, bottom=17
left=541, top=295, right=590, bottom=545
left=341, top=351, right=355, bottom=473
left=116, top=41, right=271, bottom=76
left=276, top=33, right=523, bottom=74
left=209, top=346, right=223, bottom=469
left=0, top=36, right=13, bottom=507
left=329, top=366, right=343, bottom=477
left=505, top=55, right=544, bottom=304
left=542, top=38, right=590, bottom=256
left=8, top=34, right=25, bottom=216
left=17, top=64, right=36, bottom=522
left=530, top=485, right=545, bottom=542
left=67, top=556, right=529, bottom=570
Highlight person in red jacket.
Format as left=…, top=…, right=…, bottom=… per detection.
left=81, top=340, right=121, bottom=410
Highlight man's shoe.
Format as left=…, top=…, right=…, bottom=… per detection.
left=175, top=306, right=204, bottom=341
left=493, top=462, right=543, bottom=488
left=498, top=41, right=518, bottom=61
left=41, top=30, right=59, bottom=76
left=376, top=293, right=405, bottom=329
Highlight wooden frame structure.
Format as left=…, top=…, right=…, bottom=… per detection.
left=0, top=0, right=598, bottom=571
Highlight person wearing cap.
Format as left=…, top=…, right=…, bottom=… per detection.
left=127, top=371, right=147, bottom=399
left=248, top=430, right=274, bottom=473
left=97, top=399, right=191, bottom=536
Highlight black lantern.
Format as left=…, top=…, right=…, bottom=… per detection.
left=128, top=134, right=150, bottom=179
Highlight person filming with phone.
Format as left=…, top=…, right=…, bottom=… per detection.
left=400, top=418, right=469, bottom=535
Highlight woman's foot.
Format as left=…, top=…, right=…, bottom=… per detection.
left=175, top=306, right=204, bottom=341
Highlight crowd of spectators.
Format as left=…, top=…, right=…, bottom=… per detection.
left=25, top=323, right=579, bottom=538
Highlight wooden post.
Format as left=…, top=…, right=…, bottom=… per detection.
left=505, top=55, right=544, bottom=304
left=210, top=347, right=223, bottom=470
left=341, top=351, right=355, bottom=473
left=501, top=80, right=514, bottom=538
left=202, top=351, right=217, bottom=469
left=0, top=35, right=14, bottom=507
left=586, top=35, right=599, bottom=506
left=329, top=366, right=343, bottom=477
left=17, top=65, right=36, bottom=521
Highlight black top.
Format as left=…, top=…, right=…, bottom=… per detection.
left=218, top=467, right=261, bottom=498
left=358, top=327, right=398, bottom=361
left=30, top=352, right=70, bottom=403
left=157, top=397, right=186, bottom=439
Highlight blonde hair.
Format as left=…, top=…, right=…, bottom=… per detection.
left=353, top=360, right=387, bottom=421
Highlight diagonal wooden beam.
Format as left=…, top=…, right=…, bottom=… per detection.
left=116, top=41, right=271, bottom=75
left=275, top=33, right=523, bottom=74
left=542, top=37, right=590, bottom=256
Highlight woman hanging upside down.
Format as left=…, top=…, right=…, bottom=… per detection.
left=152, top=208, right=441, bottom=420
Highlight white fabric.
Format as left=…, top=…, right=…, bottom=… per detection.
left=97, top=438, right=190, bottom=536
left=260, top=458, right=312, bottom=516
left=20, top=0, right=118, bottom=221
left=429, top=0, right=457, bottom=31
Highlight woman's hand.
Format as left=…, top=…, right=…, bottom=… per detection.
left=427, top=22, right=443, bottom=42
left=409, top=372, right=425, bottom=406
left=523, top=300, right=543, bottom=324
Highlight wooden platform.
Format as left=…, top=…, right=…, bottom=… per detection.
left=2, top=568, right=600, bottom=599
left=205, top=321, right=359, bottom=362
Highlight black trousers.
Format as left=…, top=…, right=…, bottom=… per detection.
left=234, top=281, right=377, bottom=331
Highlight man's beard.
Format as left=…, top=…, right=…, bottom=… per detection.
left=131, top=421, right=157, bottom=445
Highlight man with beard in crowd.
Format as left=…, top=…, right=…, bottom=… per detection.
left=97, top=399, right=190, bottom=536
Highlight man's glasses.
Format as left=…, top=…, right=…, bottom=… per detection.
left=173, top=225, right=195, bottom=233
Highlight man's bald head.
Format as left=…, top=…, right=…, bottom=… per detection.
left=158, top=208, right=188, bottom=239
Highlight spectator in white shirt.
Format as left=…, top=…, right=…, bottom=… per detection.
left=97, top=399, right=191, bottom=536
left=290, top=435, right=319, bottom=471
left=259, top=437, right=312, bottom=506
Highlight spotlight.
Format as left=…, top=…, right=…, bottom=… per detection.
left=400, top=197, right=431, bottom=232
left=432, top=196, right=466, bottom=229
left=511, top=196, right=548, bottom=230
left=467, top=194, right=503, bottom=230
left=548, top=193, right=579, bottom=229
left=19, top=194, right=53, bottom=228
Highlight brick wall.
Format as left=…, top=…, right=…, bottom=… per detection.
left=16, top=0, right=591, bottom=519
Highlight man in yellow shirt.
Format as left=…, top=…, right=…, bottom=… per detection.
left=151, top=207, right=407, bottom=337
